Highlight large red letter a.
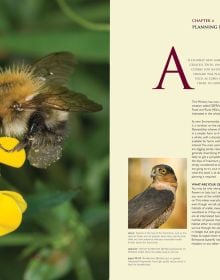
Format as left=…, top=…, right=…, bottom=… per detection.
left=153, top=47, right=194, bottom=90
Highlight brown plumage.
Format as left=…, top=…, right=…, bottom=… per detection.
left=128, top=164, right=178, bottom=229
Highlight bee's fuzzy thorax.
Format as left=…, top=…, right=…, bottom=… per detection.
left=0, top=64, right=44, bottom=99
left=0, top=64, right=46, bottom=133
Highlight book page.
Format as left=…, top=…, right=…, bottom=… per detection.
left=111, top=0, right=220, bottom=278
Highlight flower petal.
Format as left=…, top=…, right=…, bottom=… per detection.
left=1, top=191, right=27, bottom=213
left=0, top=137, right=26, bottom=168
left=0, top=192, right=23, bottom=236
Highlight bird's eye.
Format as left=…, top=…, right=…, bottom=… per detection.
left=11, top=102, right=24, bottom=112
left=159, top=168, right=167, bottom=174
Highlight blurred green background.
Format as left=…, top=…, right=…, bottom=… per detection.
left=0, top=0, right=109, bottom=279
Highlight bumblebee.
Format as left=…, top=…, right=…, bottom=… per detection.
left=0, top=52, right=102, bottom=168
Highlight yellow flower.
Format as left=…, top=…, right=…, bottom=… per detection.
left=0, top=191, right=27, bottom=236
left=0, top=137, right=27, bottom=236
left=0, top=137, right=26, bottom=167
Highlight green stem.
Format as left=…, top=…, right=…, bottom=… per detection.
left=0, top=233, right=50, bottom=246
left=56, top=0, right=110, bottom=31
left=75, top=256, right=94, bottom=280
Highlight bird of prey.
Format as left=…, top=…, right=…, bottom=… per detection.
left=128, top=164, right=178, bottom=229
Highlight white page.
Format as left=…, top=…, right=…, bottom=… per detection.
left=111, top=0, right=220, bottom=278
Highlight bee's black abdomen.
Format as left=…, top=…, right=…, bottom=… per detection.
left=28, top=112, right=46, bottom=135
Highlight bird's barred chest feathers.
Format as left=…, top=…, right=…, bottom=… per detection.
left=145, top=198, right=176, bottom=229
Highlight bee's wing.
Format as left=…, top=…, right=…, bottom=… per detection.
left=28, top=87, right=102, bottom=112
left=32, top=52, right=77, bottom=85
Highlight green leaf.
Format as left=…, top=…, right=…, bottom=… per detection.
left=25, top=190, right=79, bottom=219
left=75, top=257, right=94, bottom=280
left=82, top=205, right=108, bottom=227
left=85, top=156, right=109, bottom=203
left=0, top=31, right=109, bottom=62
left=0, top=233, right=45, bottom=246
left=24, top=247, right=94, bottom=280
left=24, top=248, right=73, bottom=280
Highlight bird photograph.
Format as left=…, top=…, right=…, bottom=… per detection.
left=128, top=158, right=187, bottom=229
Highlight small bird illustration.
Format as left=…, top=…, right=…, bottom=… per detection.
left=128, top=164, right=178, bottom=229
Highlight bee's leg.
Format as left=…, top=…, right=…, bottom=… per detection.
left=9, top=138, right=30, bottom=152
left=0, top=138, right=29, bottom=153
left=0, top=144, right=10, bottom=152
left=9, top=112, right=46, bottom=152
left=0, top=139, right=30, bottom=152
